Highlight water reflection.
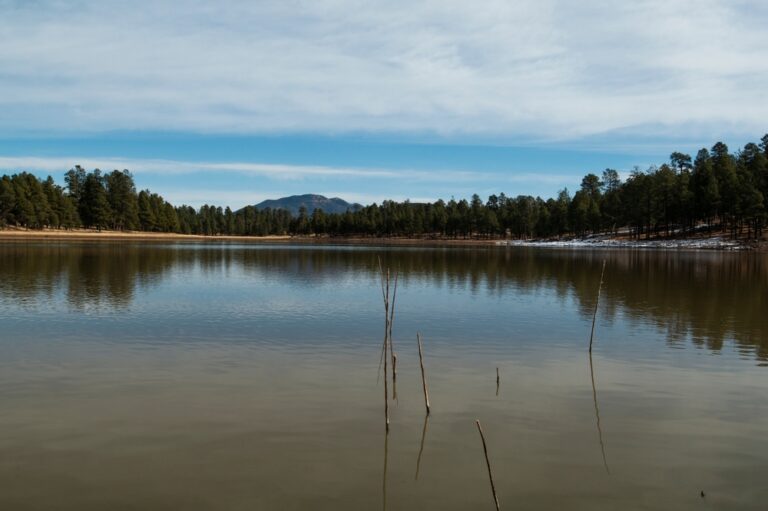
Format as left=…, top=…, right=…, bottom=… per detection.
left=1, top=241, right=767, bottom=510
left=415, top=414, right=429, bottom=480
left=0, top=243, right=174, bottom=310
left=0, top=242, right=765, bottom=360
left=382, top=429, right=389, bottom=511
left=589, top=352, right=610, bottom=474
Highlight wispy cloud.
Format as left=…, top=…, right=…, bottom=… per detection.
left=0, top=154, right=591, bottom=207
left=0, top=0, right=765, bottom=140
left=0, top=155, right=485, bottom=182
left=505, top=173, right=581, bottom=185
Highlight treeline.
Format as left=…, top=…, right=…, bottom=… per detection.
left=1, top=135, right=767, bottom=239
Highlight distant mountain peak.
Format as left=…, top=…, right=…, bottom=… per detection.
left=251, top=194, right=362, bottom=216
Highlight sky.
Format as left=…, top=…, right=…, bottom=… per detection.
left=1, top=0, right=766, bottom=208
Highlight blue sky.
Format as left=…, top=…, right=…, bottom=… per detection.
left=1, top=0, right=766, bottom=208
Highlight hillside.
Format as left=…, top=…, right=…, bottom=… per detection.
left=252, top=194, right=362, bottom=216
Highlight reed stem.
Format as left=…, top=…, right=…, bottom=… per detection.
left=384, top=337, right=389, bottom=430
left=392, top=352, right=398, bottom=401
left=589, top=260, right=607, bottom=353
left=475, top=420, right=500, bottom=511
left=383, top=266, right=391, bottom=430
left=417, top=333, right=430, bottom=415
left=388, top=271, right=399, bottom=382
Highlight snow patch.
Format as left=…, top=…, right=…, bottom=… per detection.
left=496, top=236, right=745, bottom=250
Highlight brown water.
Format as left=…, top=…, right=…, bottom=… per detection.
left=0, top=242, right=766, bottom=510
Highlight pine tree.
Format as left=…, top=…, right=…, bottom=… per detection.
left=80, top=170, right=112, bottom=230
left=106, top=170, right=139, bottom=230
left=0, top=175, right=16, bottom=226
left=138, top=190, right=156, bottom=231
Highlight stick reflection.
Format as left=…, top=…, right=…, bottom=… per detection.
left=589, top=351, right=610, bottom=474
left=382, top=428, right=389, bottom=511
left=415, top=414, right=429, bottom=480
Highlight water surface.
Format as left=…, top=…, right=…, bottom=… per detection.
left=0, top=242, right=766, bottom=510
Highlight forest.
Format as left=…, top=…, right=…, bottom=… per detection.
left=1, top=135, right=767, bottom=240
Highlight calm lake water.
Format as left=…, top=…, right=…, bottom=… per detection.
left=0, top=242, right=766, bottom=510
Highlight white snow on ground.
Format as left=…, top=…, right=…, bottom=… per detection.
left=496, top=235, right=745, bottom=250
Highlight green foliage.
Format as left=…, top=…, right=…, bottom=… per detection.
left=79, top=170, right=112, bottom=230
left=600, top=170, right=622, bottom=232
left=64, top=166, right=86, bottom=203
left=0, top=176, right=15, bottom=226
left=692, top=149, right=719, bottom=223
left=106, top=170, right=139, bottom=230
left=670, top=152, right=692, bottom=174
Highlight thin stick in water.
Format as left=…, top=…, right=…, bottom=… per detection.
left=385, top=269, right=392, bottom=361
left=392, top=352, right=398, bottom=401
left=417, top=333, right=431, bottom=415
left=496, top=367, right=500, bottom=397
left=383, top=268, right=390, bottom=430
left=376, top=338, right=386, bottom=385
left=384, top=336, right=389, bottom=430
left=376, top=258, right=389, bottom=383
left=588, top=260, right=607, bottom=353
left=475, top=420, right=500, bottom=511
left=388, top=270, right=399, bottom=383
left=384, top=322, right=389, bottom=431
left=377, top=256, right=387, bottom=304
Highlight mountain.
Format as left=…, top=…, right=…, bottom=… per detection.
left=251, top=194, right=363, bottom=216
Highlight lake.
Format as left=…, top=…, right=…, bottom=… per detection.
left=0, top=242, right=766, bottom=510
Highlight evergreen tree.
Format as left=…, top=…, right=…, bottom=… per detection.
left=0, top=175, right=15, bottom=226
left=692, top=149, right=719, bottom=227
left=551, top=189, right=570, bottom=236
left=601, top=169, right=622, bottom=233
left=3, top=134, right=768, bottom=240
left=64, top=165, right=87, bottom=204
left=711, top=142, right=739, bottom=233
left=106, top=170, right=139, bottom=230
left=80, top=170, right=112, bottom=230
left=670, top=152, right=692, bottom=174
left=138, top=190, right=156, bottom=231
left=653, top=164, right=677, bottom=235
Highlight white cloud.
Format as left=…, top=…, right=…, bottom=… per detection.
left=0, top=154, right=590, bottom=207
left=160, top=190, right=439, bottom=209
left=0, top=0, right=765, bottom=140
left=0, top=155, right=484, bottom=182
left=506, top=173, right=580, bottom=185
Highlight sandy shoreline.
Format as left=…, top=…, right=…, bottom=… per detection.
left=0, top=228, right=762, bottom=250
left=0, top=229, right=293, bottom=243
left=0, top=229, right=499, bottom=246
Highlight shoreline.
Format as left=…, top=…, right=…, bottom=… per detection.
left=0, top=229, right=501, bottom=247
left=0, top=228, right=762, bottom=250
left=0, top=229, right=294, bottom=243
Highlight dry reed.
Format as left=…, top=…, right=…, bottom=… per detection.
left=475, top=420, right=500, bottom=511
left=588, top=260, right=607, bottom=353
left=416, top=333, right=431, bottom=415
